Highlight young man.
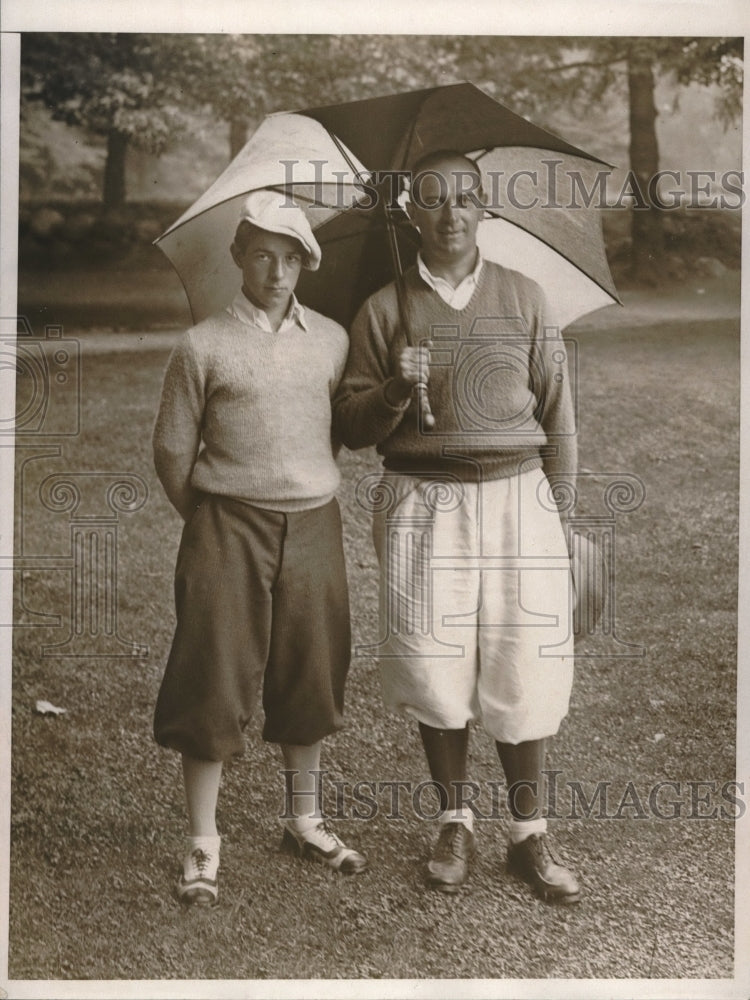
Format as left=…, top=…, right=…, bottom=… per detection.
left=153, top=190, right=366, bottom=907
left=334, top=151, right=580, bottom=903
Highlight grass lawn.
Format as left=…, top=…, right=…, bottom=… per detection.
left=8, top=313, right=740, bottom=984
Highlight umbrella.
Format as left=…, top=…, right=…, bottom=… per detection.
left=156, top=83, right=618, bottom=442
left=294, top=82, right=619, bottom=331
left=295, top=82, right=620, bottom=425
left=156, top=82, right=618, bottom=333
left=155, top=111, right=371, bottom=325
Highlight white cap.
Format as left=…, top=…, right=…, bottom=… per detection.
left=238, top=190, right=321, bottom=271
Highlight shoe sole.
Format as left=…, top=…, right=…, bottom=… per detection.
left=506, top=864, right=582, bottom=905
left=280, top=827, right=368, bottom=874
left=174, top=877, right=219, bottom=907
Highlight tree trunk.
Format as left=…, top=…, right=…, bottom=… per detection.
left=103, top=129, right=128, bottom=209
left=627, top=46, right=663, bottom=282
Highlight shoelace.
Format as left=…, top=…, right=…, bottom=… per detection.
left=528, top=834, right=563, bottom=867
left=435, top=823, right=470, bottom=860
left=190, top=848, right=212, bottom=876
left=306, top=820, right=345, bottom=851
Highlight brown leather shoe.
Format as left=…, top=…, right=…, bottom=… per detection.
left=426, top=822, right=477, bottom=893
left=506, top=833, right=581, bottom=904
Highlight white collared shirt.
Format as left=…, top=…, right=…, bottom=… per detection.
left=226, top=289, right=308, bottom=334
left=416, top=251, right=484, bottom=310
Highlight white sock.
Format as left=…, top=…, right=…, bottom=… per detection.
left=439, top=807, right=475, bottom=832
left=187, top=834, right=221, bottom=854
left=508, top=817, right=547, bottom=844
left=287, top=811, right=324, bottom=833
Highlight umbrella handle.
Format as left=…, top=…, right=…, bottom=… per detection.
left=382, top=199, right=437, bottom=431
left=414, top=382, right=435, bottom=430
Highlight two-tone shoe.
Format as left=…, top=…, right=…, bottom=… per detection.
left=175, top=844, right=220, bottom=906
left=281, top=820, right=367, bottom=874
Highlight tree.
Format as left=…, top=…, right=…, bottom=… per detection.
left=174, top=34, right=460, bottom=159
left=18, top=32, right=459, bottom=205
left=451, top=36, right=743, bottom=281
left=21, top=33, right=194, bottom=208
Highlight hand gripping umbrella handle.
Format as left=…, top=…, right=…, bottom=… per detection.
left=384, top=203, right=436, bottom=431
left=415, top=382, right=435, bottom=430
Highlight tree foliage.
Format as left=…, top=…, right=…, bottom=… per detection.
left=20, top=30, right=743, bottom=251
left=21, top=33, right=195, bottom=206
left=450, top=35, right=743, bottom=280
left=23, top=34, right=193, bottom=147
left=172, top=34, right=461, bottom=156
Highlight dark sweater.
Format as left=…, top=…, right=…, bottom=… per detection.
left=333, top=262, right=577, bottom=483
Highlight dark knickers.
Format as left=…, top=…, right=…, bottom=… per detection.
left=153, top=495, right=351, bottom=760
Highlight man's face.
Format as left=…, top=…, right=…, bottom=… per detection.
left=232, top=228, right=304, bottom=314
left=407, top=155, right=485, bottom=265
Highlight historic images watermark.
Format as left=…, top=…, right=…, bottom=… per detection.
left=278, top=159, right=745, bottom=211
left=279, top=771, right=747, bottom=823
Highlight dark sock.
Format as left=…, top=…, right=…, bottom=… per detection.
left=495, top=738, right=546, bottom=820
left=418, top=723, right=469, bottom=812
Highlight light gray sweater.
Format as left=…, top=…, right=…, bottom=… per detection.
left=153, top=303, right=348, bottom=518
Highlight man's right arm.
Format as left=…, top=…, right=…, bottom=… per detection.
left=152, top=334, right=205, bottom=520
left=332, top=297, right=413, bottom=450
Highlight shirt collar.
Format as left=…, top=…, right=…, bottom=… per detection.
left=416, top=250, right=484, bottom=297
left=226, top=289, right=308, bottom=333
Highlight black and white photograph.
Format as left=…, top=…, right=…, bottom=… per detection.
left=0, top=2, right=747, bottom=998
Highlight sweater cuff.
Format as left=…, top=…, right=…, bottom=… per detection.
left=382, top=378, right=412, bottom=412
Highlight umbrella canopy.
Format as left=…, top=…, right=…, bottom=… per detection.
left=297, top=82, right=619, bottom=331
left=156, top=82, right=619, bottom=332
left=155, top=112, right=369, bottom=324
left=299, top=81, right=603, bottom=171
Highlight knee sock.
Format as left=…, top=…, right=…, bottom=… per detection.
left=281, top=742, right=325, bottom=825
left=182, top=755, right=222, bottom=837
left=418, top=722, right=471, bottom=824
left=495, top=738, right=546, bottom=823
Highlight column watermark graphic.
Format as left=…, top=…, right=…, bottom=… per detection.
left=2, top=316, right=150, bottom=658
left=353, top=318, right=646, bottom=659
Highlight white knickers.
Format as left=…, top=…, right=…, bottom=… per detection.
left=371, top=467, right=574, bottom=744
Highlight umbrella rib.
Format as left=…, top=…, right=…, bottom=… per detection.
left=326, top=131, right=369, bottom=184
left=154, top=182, right=363, bottom=241
left=266, top=184, right=360, bottom=211
left=483, top=209, right=621, bottom=305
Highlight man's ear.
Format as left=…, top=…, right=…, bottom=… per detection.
left=230, top=241, right=242, bottom=268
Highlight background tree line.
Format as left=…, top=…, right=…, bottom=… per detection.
left=19, top=33, right=743, bottom=281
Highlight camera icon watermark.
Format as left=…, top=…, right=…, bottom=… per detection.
left=0, top=316, right=81, bottom=437
left=415, top=316, right=577, bottom=437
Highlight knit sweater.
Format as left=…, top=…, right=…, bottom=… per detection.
left=153, top=302, right=348, bottom=517
left=333, top=262, right=577, bottom=483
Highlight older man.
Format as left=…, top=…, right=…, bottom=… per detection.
left=334, top=151, right=580, bottom=903
left=153, top=190, right=366, bottom=907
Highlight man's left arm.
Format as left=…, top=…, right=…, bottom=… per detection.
left=530, top=301, right=578, bottom=529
